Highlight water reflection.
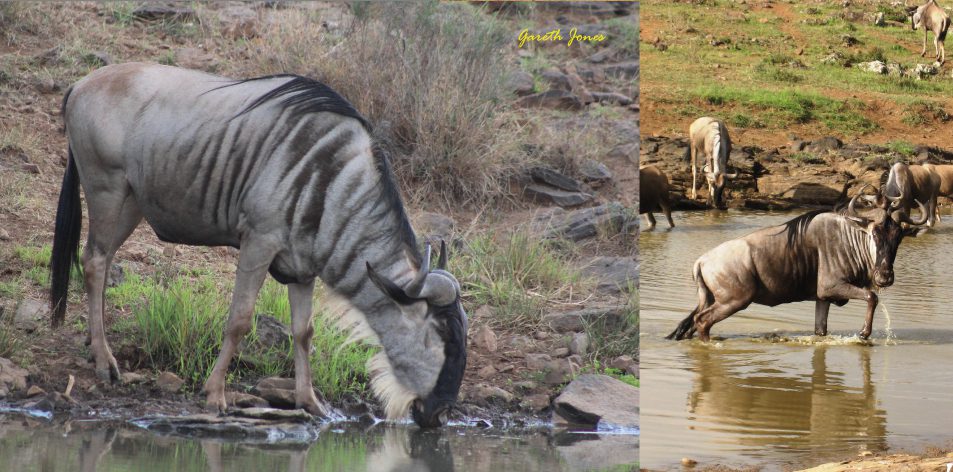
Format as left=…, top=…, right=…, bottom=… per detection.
left=0, top=417, right=638, bottom=472
left=687, top=344, right=886, bottom=454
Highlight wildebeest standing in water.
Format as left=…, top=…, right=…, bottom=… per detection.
left=885, top=162, right=940, bottom=227
left=909, top=0, right=951, bottom=64
left=686, top=117, right=737, bottom=210
left=639, top=164, right=675, bottom=230
left=50, top=63, right=468, bottom=428
left=668, top=188, right=928, bottom=341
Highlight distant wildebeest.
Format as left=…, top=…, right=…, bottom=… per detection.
left=885, top=162, right=940, bottom=227
left=667, top=187, right=928, bottom=342
left=922, top=162, right=953, bottom=222
left=686, top=117, right=737, bottom=210
left=639, top=164, right=675, bottom=230
left=910, top=0, right=951, bottom=64
left=50, top=63, right=467, bottom=428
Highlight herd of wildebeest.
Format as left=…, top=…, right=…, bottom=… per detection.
left=640, top=116, right=949, bottom=342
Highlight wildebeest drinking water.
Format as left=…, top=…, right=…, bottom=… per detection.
left=885, top=162, right=940, bottom=227
left=667, top=187, right=928, bottom=341
left=686, top=117, right=737, bottom=210
left=49, top=63, right=467, bottom=427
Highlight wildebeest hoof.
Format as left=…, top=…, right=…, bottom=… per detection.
left=95, top=358, right=121, bottom=383
left=205, top=395, right=227, bottom=414
left=859, top=331, right=871, bottom=340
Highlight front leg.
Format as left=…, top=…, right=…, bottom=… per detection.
left=203, top=238, right=276, bottom=413
left=644, top=212, right=657, bottom=231
left=922, top=29, right=928, bottom=56
left=818, top=281, right=877, bottom=339
left=288, top=280, right=331, bottom=417
left=814, top=300, right=831, bottom=336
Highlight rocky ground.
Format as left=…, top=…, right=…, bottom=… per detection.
left=0, top=0, right=638, bottom=436
left=640, top=133, right=953, bottom=211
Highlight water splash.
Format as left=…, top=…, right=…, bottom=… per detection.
left=881, top=302, right=897, bottom=346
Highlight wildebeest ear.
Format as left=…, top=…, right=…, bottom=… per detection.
left=366, top=262, right=418, bottom=305
left=845, top=215, right=870, bottom=230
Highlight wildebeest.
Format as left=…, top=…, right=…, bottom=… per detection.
left=686, top=117, right=737, bottom=209
left=922, top=163, right=953, bottom=222
left=50, top=63, right=467, bottom=427
left=910, top=0, right=951, bottom=64
left=885, top=162, right=940, bottom=227
left=639, top=164, right=675, bottom=230
left=667, top=187, right=928, bottom=342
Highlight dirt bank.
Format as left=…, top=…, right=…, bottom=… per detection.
left=640, top=133, right=953, bottom=211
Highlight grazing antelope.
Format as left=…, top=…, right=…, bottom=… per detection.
left=687, top=117, right=737, bottom=209
left=639, top=164, right=675, bottom=230
left=910, top=0, right=951, bottom=64
left=668, top=187, right=928, bottom=342
left=51, top=63, right=467, bottom=427
left=885, top=162, right=941, bottom=227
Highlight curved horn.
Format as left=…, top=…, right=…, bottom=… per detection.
left=901, top=199, right=930, bottom=226
left=405, top=243, right=432, bottom=297
left=437, top=240, right=448, bottom=270
left=847, top=192, right=862, bottom=217
left=418, top=272, right=458, bottom=306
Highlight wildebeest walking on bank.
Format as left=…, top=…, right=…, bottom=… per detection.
left=639, top=164, right=675, bottom=230
left=910, top=0, right=951, bottom=64
left=885, top=162, right=940, bottom=227
left=50, top=63, right=467, bottom=427
left=686, top=117, right=737, bottom=210
left=667, top=187, right=928, bottom=342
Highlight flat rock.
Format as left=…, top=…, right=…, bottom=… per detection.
left=553, top=374, right=638, bottom=429
left=580, top=257, right=638, bottom=294
left=0, top=357, right=29, bottom=397
left=542, top=306, right=626, bottom=333
left=533, top=203, right=637, bottom=242
left=469, top=384, right=514, bottom=405
left=230, top=407, right=312, bottom=422
left=14, top=299, right=47, bottom=332
left=590, top=92, right=633, bottom=106
left=515, top=90, right=584, bottom=111
left=540, top=68, right=572, bottom=91
left=529, top=167, right=584, bottom=192
left=26, top=385, right=45, bottom=397
left=156, top=372, right=185, bottom=393
left=602, top=62, right=639, bottom=79
left=226, top=392, right=269, bottom=408
left=134, top=413, right=319, bottom=443
left=132, top=4, right=197, bottom=21
left=256, top=377, right=297, bottom=391
left=524, top=184, right=593, bottom=208
left=525, top=353, right=552, bottom=371
left=579, top=159, right=612, bottom=183
left=506, top=70, right=536, bottom=96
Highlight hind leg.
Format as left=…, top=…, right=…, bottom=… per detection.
left=661, top=198, right=675, bottom=228
left=695, top=300, right=749, bottom=342
left=83, top=187, right=142, bottom=382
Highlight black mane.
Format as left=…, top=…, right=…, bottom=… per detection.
left=213, top=74, right=370, bottom=130
left=776, top=209, right=828, bottom=248
left=214, top=74, right=419, bottom=265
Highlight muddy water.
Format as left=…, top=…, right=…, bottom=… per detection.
left=0, top=416, right=638, bottom=471
left=640, top=209, right=953, bottom=470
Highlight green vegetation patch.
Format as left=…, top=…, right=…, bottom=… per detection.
left=694, top=86, right=878, bottom=134
left=452, top=232, right=584, bottom=329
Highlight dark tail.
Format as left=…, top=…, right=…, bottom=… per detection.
left=50, top=145, right=82, bottom=328
left=666, top=308, right=698, bottom=340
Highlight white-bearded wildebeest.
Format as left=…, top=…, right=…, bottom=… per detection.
left=49, top=63, right=467, bottom=428
left=885, top=162, right=940, bottom=227
left=910, top=0, right=951, bottom=64
left=667, top=188, right=928, bottom=342
left=687, top=117, right=737, bottom=210
left=639, top=164, right=675, bottom=230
